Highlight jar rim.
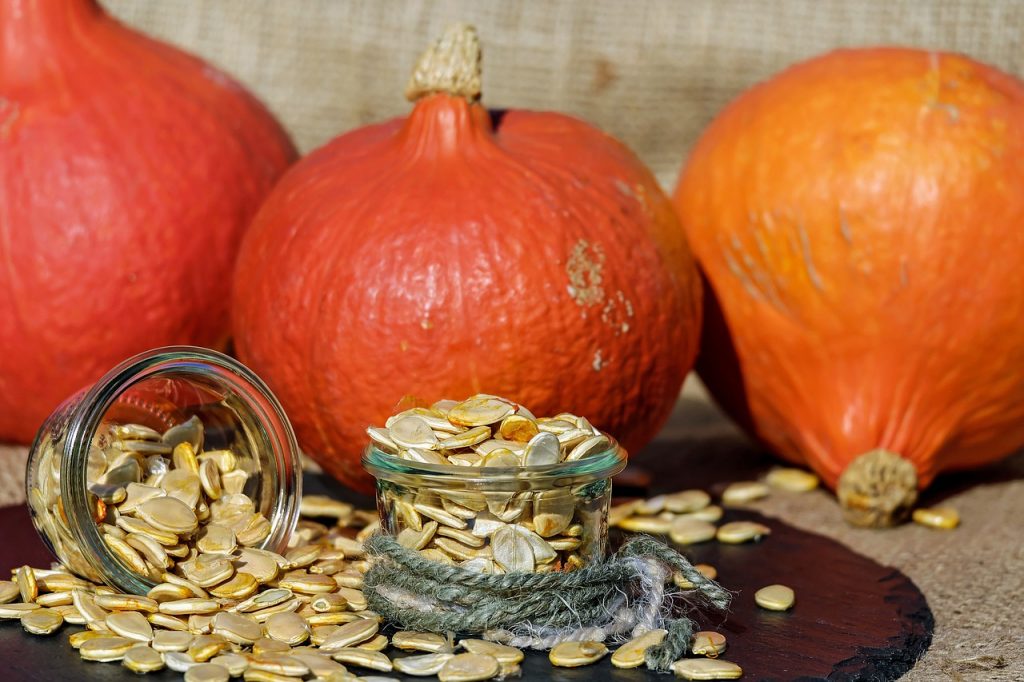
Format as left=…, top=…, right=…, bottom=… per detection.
left=58, top=345, right=301, bottom=594
left=362, top=439, right=627, bottom=488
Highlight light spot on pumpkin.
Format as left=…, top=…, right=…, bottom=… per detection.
left=600, top=290, right=634, bottom=336
left=420, top=316, right=432, bottom=330
left=592, top=349, right=605, bottom=372
left=400, top=340, right=409, bottom=352
left=0, top=98, right=20, bottom=139
left=566, top=240, right=606, bottom=308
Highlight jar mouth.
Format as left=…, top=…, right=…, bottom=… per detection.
left=59, top=345, right=301, bottom=594
left=362, top=440, right=627, bottom=488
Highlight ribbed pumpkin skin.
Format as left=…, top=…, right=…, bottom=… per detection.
left=0, top=0, right=297, bottom=442
left=674, top=48, right=1024, bottom=491
left=234, top=96, right=701, bottom=492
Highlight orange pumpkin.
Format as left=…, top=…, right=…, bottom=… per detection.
left=233, top=25, right=701, bottom=492
left=674, top=48, right=1024, bottom=526
left=0, top=0, right=296, bottom=442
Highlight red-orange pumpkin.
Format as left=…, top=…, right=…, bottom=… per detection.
left=233, top=25, right=701, bottom=492
left=0, top=0, right=297, bottom=442
left=674, top=48, right=1024, bottom=526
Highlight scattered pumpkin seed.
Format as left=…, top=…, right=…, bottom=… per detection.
left=755, top=584, right=795, bottom=611
left=329, top=647, right=394, bottom=671
left=611, top=628, right=667, bottom=668
left=765, top=467, right=820, bottom=492
left=912, top=506, right=960, bottom=529
left=692, top=631, right=728, bottom=657
left=672, top=657, right=743, bottom=679
left=21, top=607, right=64, bottom=635
left=395, top=652, right=456, bottom=676
left=721, top=481, right=770, bottom=505
left=549, top=640, right=609, bottom=667
left=716, top=520, right=771, bottom=544
left=438, top=652, right=500, bottom=681
left=122, top=643, right=165, bottom=673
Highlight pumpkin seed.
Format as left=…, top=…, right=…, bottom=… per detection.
left=209, top=653, right=249, bottom=677
left=611, top=628, right=667, bottom=668
left=669, top=518, right=718, bottom=545
left=395, top=652, right=456, bottom=676
left=234, top=548, right=282, bottom=583
left=664, top=489, right=712, bottom=513
left=152, top=629, right=194, bottom=652
left=618, top=515, right=673, bottom=534
left=122, top=643, right=165, bottom=673
left=549, top=640, right=608, bottom=667
left=448, top=397, right=516, bottom=427
left=136, top=496, right=199, bottom=534
left=672, top=657, right=743, bottom=679
left=289, top=651, right=347, bottom=677
left=438, top=652, right=499, bottom=681
left=328, top=648, right=393, bottom=671
left=212, top=610, right=262, bottom=644
left=189, top=633, right=230, bottom=661
left=149, top=612, right=190, bottom=631
left=765, top=467, right=820, bottom=492
left=149, top=582, right=197, bottom=602
left=755, top=584, right=795, bottom=611
left=522, top=432, right=560, bottom=466
left=15, top=565, right=38, bottom=602
left=459, top=639, right=524, bottom=665
left=21, top=607, right=64, bottom=635
left=716, top=520, right=771, bottom=544
left=209, top=571, right=259, bottom=599
left=278, top=571, right=337, bottom=595
left=565, top=435, right=609, bottom=461
left=184, top=663, right=230, bottom=682
left=70, top=629, right=115, bottom=648
left=439, top=425, right=492, bottom=449
left=721, top=481, right=770, bottom=505
left=691, top=630, right=728, bottom=656
left=399, top=521, right=439, bottom=550
left=912, top=506, right=960, bottom=529
left=159, top=598, right=221, bottom=615
left=319, top=619, right=379, bottom=650
left=235, top=587, right=293, bottom=613
left=265, top=612, right=309, bottom=645
left=392, top=630, right=452, bottom=653
left=390, top=415, right=441, bottom=449
left=106, top=610, right=155, bottom=642
left=35, top=591, right=74, bottom=607
left=79, top=635, right=135, bottom=661
left=491, top=525, right=534, bottom=573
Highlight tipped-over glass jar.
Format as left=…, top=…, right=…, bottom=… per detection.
left=362, top=399, right=627, bottom=573
left=24, top=347, right=301, bottom=594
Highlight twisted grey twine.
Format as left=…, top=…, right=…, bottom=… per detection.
left=363, top=534, right=731, bottom=672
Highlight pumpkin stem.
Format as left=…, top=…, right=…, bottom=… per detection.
left=837, top=449, right=918, bottom=528
left=405, top=23, right=482, bottom=103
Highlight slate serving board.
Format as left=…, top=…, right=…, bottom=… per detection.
left=0, top=466, right=932, bottom=682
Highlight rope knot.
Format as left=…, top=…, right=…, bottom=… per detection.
left=363, top=534, right=731, bottom=672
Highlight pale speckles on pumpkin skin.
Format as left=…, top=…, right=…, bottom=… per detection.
left=566, top=239, right=606, bottom=307
left=0, top=97, right=20, bottom=138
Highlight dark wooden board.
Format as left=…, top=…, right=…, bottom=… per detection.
left=0, top=464, right=932, bottom=681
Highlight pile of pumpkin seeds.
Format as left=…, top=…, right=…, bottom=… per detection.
left=2, top=484, right=757, bottom=681
left=369, top=395, right=617, bottom=574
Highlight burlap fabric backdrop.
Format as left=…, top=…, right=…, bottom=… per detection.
left=2, top=1, right=1022, bottom=679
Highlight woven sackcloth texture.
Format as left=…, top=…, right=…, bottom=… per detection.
left=102, top=0, right=1024, bottom=188
left=2, top=1, right=1023, bottom=680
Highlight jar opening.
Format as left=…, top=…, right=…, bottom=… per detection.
left=50, top=346, right=300, bottom=593
left=362, top=441, right=626, bottom=491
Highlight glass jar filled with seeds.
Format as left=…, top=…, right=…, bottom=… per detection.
left=24, top=347, right=301, bottom=594
left=362, top=396, right=627, bottom=573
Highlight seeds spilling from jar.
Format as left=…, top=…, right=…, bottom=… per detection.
left=5, top=483, right=762, bottom=681
left=369, top=395, right=619, bottom=574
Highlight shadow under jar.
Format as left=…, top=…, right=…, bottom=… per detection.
left=363, top=443, right=627, bottom=573
left=24, top=347, right=301, bottom=594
